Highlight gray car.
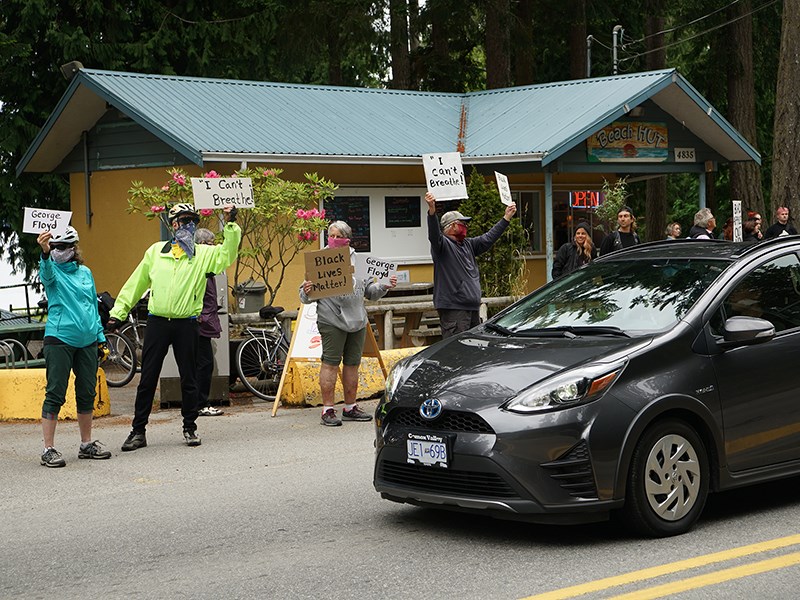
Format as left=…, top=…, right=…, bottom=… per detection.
left=373, top=238, right=800, bottom=537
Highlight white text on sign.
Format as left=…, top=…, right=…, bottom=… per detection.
left=191, top=177, right=255, bottom=209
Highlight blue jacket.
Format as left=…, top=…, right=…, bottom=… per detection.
left=39, top=254, right=105, bottom=348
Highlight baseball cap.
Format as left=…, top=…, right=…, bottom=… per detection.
left=440, top=210, right=472, bottom=230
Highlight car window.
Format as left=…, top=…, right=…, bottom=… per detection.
left=495, top=258, right=728, bottom=334
left=710, top=253, right=800, bottom=336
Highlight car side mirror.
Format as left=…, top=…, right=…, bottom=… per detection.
left=718, top=316, right=775, bottom=348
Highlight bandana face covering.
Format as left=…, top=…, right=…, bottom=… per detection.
left=175, top=222, right=197, bottom=258
left=50, top=247, right=75, bottom=264
left=451, top=223, right=468, bottom=242
left=328, top=236, right=350, bottom=248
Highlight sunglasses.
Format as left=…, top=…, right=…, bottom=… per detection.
left=176, top=216, right=199, bottom=225
left=50, top=243, right=73, bottom=250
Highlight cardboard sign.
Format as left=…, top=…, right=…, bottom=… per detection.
left=191, top=177, right=254, bottom=209
left=289, top=302, right=323, bottom=360
left=303, top=246, right=354, bottom=300
left=733, top=200, right=742, bottom=243
left=22, top=207, right=72, bottom=235
left=422, top=152, right=468, bottom=201
left=354, top=254, right=397, bottom=286
left=494, top=171, right=513, bottom=206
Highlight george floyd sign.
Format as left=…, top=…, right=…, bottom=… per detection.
left=22, top=207, right=72, bottom=235
left=304, top=246, right=354, bottom=300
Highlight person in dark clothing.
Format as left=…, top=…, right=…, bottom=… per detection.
left=195, top=228, right=224, bottom=417
left=688, top=208, right=715, bottom=239
left=599, top=205, right=640, bottom=255
left=552, top=222, right=597, bottom=279
left=425, top=191, right=517, bottom=338
left=764, top=206, right=798, bottom=239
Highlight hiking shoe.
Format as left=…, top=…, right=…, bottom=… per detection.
left=121, top=432, right=147, bottom=452
left=183, top=430, right=202, bottom=447
left=41, top=447, right=66, bottom=468
left=199, top=406, right=223, bottom=416
left=321, top=409, right=342, bottom=427
left=79, top=440, right=112, bottom=460
left=342, top=405, right=373, bottom=422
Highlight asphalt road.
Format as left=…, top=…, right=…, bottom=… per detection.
left=3, top=383, right=800, bottom=599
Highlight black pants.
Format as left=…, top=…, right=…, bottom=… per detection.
left=132, top=315, right=199, bottom=433
left=197, top=335, right=214, bottom=409
left=438, top=309, right=480, bottom=339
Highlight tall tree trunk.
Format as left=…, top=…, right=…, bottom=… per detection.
left=728, top=0, right=764, bottom=217
left=771, top=0, right=800, bottom=219
left=568, top=0, right=587, bottom=79
left=408, top=0, right=420, bottom=86
left=645, top=0, right=667, bottom=242
left=485, top=0, right=511, bottom=89
left=513, top=0, right=535, bottom=85
left=326, top=5, right=342, bottom=85
left=390, top=0, right=412, bottom=89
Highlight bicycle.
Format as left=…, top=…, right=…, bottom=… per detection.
left=235, top=305, right=290, bottom=401
left=101, top=330, right=137, bottom=387
left=117, top=296, right=148, bottom=369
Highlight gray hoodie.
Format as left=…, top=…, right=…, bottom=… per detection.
left=299, top=247, right=388, bottom=332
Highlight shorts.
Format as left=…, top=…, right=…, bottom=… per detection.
left=318, top=322, right=366, bottom=366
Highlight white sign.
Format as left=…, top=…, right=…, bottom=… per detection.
left=732, top=200, right=742, bottom=243
left=354, top=254, right=397, bottom=286
left=422, top=152, right=468, bottom=201
left=191, top=177, right=255, bottom=209
left=674, top=148, right=696, bottom=162
left=22, top=207, right=72, bottom=235
left=395, top=269, right=410, bottom=284
left=494, top=171, right=513, bottom=206
left=290, top=303, right=323, bottom=360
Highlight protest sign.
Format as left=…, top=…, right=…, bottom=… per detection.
left=494, top=171, right=513, bottom=206
left=22, top=207, right=72, bottom=236
left=303, top=246, right=354, bottom=300
left=733, top=200, right=742, bottom=242
left=422, top=152, right=468, bottom=201
left=191, top=177, right=254, bottom=209
left=354, top=254, right=397, bottom=286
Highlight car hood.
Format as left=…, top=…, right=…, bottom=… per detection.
left=394, top=331, right=653, bottom=411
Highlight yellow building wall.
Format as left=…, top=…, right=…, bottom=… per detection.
left=69, top=163, right=607, bottom=310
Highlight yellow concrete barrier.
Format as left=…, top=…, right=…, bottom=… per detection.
left=0, top=368, right=110, bottom=421
left=280, top=347, right=425, bottom=406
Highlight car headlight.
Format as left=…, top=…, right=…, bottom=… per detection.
left=504, top=360, right=626, bottom=414
left=384, top=355, right=419, bottom=401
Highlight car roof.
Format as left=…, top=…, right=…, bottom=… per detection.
left=594, top=236, right=800, bottom=263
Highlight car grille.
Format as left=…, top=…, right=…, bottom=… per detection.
left=378, top=461, right=518, bottom=499
left=388, top=407, right=494, bottom=434
left=540, top=440, right=598, bottom=499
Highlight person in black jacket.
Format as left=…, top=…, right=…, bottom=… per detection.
left=552, top=222, right=597, bottom=279
left=599, top=206, right=640, bottom=255
left=764, top=206, right=797, bottom=239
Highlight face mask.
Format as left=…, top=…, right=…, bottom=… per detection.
left=50, top=247, right=75, bottom=264
left=174, top=222, right=197, bottom=258
left=451, top=223, right=467, bottom=242
left=328, top=237, right=350, bottom=248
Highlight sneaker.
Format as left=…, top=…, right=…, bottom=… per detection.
left=121, top=431, right=147, bottom=452
left=41, top=447, right=66, bottom=468
left=183, top=430, right=202, bottom=447
left=78, top=440, right=112, bottom=460
left=321, top=409, right=342, bottom=427
left=199, top=406, right=224, bottom=416
left=342, top=405, right=373, bottom=422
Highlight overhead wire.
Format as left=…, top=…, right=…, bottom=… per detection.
left=627, top=0, right=744, bottom=45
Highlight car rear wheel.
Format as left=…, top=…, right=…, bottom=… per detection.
left=623, top=419, right=709, bottom=537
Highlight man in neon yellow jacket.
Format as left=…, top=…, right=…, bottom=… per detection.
left=108, top=203, right=241, bottom=451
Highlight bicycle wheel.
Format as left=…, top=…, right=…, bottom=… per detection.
left=235, top=334, right=288, bottom=400
left=118, top=322, right=146, bottom=370
left=102, top=332, right=137, bottom=387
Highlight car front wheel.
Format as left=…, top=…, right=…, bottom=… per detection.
left=623, top=419, right=709, bottom=537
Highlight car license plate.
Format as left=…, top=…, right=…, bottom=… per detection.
left=407, top=432, right=449, bottom=468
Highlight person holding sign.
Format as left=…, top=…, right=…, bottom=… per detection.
left=300, top=221, right=397, bottom=427
left=36, top=227, right=112, bottom=467
left=425, top=192, right=516, bottom=338
left=108, top=203, right=241, bottom=451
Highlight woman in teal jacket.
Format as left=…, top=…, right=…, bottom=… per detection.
left=37, top=227, right=111, bottom=468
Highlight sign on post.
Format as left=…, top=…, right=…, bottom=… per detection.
left=191, top=177, right=254, bottom=209
left=422, top=152, right=468, bottom=201
left=22, top=207, right=72, bottom=236
left=494, top=171, right=513, bottom=206
left=303, top=246, right=354, bottom=300
left=354, top=254, right=397, bottom=286
left=732, top=200, right=742, bottom=243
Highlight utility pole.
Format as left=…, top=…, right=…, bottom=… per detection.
left=612, top=25, right=623, bottom=75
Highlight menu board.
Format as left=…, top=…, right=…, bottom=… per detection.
left=324, top=196, right=371, bottom=252
left=385, top=196, right=421, bottom=228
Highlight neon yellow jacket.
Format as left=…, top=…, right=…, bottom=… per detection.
left=110, top=222, right=242, bottom=320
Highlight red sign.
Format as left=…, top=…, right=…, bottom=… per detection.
left=570, top=191, right=603, bottom=208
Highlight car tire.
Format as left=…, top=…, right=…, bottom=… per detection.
left=622, top=419, right=709, bottom=537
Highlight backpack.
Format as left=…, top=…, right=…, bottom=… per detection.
left=613, top=230, right=640, bottom=249
left=97, top=291, right=116, bottom=328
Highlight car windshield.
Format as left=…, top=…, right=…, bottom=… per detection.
left=494, top=258, right=729, bottom=335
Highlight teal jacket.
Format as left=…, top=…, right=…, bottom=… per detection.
left=39, top=254, right=105, bottom=348
left=111, top=222, right=241, bottom=320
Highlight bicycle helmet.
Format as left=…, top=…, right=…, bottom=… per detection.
left=168, top=203, right=199, bottom=224
left=50, top=226, right=79, bottom=244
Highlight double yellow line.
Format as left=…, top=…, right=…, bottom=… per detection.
left=523, top=533, right=800, bottom=600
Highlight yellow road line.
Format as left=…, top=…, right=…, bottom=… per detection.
left=607, top=551, right=800, bottom=600
left=522, top=533, right=800, bottom=600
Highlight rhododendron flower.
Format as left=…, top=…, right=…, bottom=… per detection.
left=200, top=208, right=213, bottom=216
left=304, top=231, right=312, bottom=240
left=308, top=208, right=319, bottom=218
left=297, top=233, right=305, bottom=241
left=172, top=173, right=186, bottom=185
left=151, top=205, right=165, bottom=213
left=320, top=209, right=326, bottom=218
left=296, top=209, right=307, bottom=219
left=204, top=170, right=220, bottom=178
left=310, top=232, right=319, bottom=241
left=161, top=185, right=170, bottom=191
left=264, top=169, right=276, bottom=177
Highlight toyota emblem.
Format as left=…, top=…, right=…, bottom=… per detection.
left=420, top=398, right=443, bottom=420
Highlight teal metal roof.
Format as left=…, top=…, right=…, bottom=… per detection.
left=17, top=68, right=760, bottom=175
